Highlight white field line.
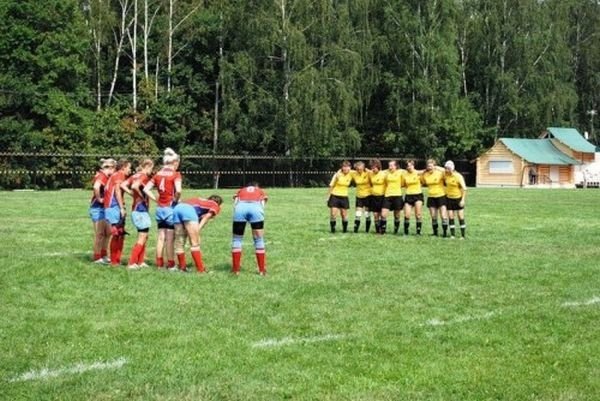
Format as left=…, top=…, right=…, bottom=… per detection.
left=9, top=357, right=127, bottom=382
left=252, top=334, right=346, bottom=348
left=562, top=296, right=600, bottom=307
left=318, top=236, right=344, bottom=241
left=422, top=311, right=496, bottom=327
left=41, top=251, right=86, bottom=257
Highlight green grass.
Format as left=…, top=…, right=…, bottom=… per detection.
left=0, top=188, right=599, bottom=401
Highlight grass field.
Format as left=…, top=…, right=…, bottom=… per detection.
left=0, top=187, right=599, bottom=401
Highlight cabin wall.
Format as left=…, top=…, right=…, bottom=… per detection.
left=476, top=142, right=524, bottom=187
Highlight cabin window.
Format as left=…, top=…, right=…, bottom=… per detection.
left=489, top=160, right=514, bottom=173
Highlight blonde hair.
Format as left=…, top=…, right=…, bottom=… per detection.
left=354, top=161, right=365, bottom=170
left=163, top=148, right=180, bottom=165
left=100, top=158, right=116, bottom=168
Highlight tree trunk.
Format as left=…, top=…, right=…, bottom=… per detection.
left=108, top=0, right=130, bottom=106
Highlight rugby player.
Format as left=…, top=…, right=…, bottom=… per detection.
left=444, top=161, right=468, bottom=239
left=144, top=148, right=182, bottom=268
left=327, top=161, right=353, bottom=233
left=103, top=159, right=132, bottom=266
left=90, top=158, right=116, bottom=263
left=121, top=159, right=154, bottom=269
left=172, top=195, right=223, bottom=273
left=231, top=183, right=268, bottom=275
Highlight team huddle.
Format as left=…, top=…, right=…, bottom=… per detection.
left=327, top=159, right=468, bottom=238
left=88, top=148, right=268, bottom=275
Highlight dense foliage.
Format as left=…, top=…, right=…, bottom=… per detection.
left=1, top=0, right=599, bottom=161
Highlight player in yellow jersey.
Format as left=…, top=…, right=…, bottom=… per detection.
left=381, top=160, right=406, bottom=234
left=327, top=161, right=353, bottom=233
left=402, top=160, right=424, bottom=235
left=444, top=160, right=467, bottom=239
left=421, top=159, right=449, bottom=237
left=351, top=161, right=373, bottom=233
left=368, top=159, right=387, bottom=233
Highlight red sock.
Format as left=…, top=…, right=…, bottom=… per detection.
left=191, top=249, right=204, bottom=272
left=156, top=257, right=164, bottom=268
left=256, top=249, right=266, bottom=273
left=167, top=259, right=175, bottom=268
left=177, top=253, right=187, bottom=269
left=93, top=252, right=101, bottom=261
left=232, top=250, right=242, bottom=273
left=109, top=237, right=120, bottom=265
left=101, top=248, right=108, bottom=258
left=137, top=244, right=146, bottom=265
left=128, top=244, right=143, bottom=266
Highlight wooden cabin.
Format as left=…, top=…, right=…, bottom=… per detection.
left=476, top=138, right=580, bottom=188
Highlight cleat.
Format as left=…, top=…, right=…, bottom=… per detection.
left=167, top=267, right=179, bottom=272
left=138, top=262, right=150, bottom=268
left=450, top=236, right=456, bottom=239
left=460, top=237, right=465, bottom=240
left=102, top=256, right=110, bottom=264
left=93, top=258, right=108, bottom=265
left=258, top=271, right=267, bottom=276
left=127, top=264, right=140, bottom=270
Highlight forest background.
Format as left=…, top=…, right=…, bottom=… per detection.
left=1, top=0, right=599, bottom=167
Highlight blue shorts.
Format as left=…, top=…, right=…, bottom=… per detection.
left=131, top=211, right=151, bottom=231
left=233, top=201, right=264, bottom=223
left=89, top=206, right=105, bottom=222
left=155, top=206, right=174, bottom=227
left=173, top=204, right=198, bottom=225
left=105, top=206, right=121, bottom=225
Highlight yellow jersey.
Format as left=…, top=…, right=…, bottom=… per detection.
left=421, top=170, right=445, bottom=198
left=384, top=169, right=405, bottom=197
left=403, top=170, right=422, bottom=195
left=351, top=170, right=371, bottom=198
left=444, top=172, right=466, bottom=199
left=370, top=171, right=387, bottom=196
left=329, top=171, right=353, bottom=197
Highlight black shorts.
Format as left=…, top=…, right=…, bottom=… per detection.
left=446, top=197, right=464, bottom=211
left=370, top=195, right=384, bottom=213
left=426, top=196, right=447, bottom=209
left=328, top=195, right=350, bottom=209
left=382, top=196, right=404, bottom=211
left=355, top=196, right=371, bottom=209
left=404, top=193, right=424, bottom=206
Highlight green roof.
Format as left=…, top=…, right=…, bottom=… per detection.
left=499, top=138, right=581, bottom=165
left=546, top=127, right=597, bottom=153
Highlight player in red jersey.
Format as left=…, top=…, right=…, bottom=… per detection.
left=231, top=183, right=268, bottom=275
left=103, top=159, right=132, bottom=266
left=121, top=159, right=154, bottom=269
left=89, top=158, right=116, bottom=263
left=172, top=195, right=223, bottom=273
left=144, top=148, right=182, bottom=269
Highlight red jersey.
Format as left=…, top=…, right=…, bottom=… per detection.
left=90, top=171, right=109, bottom=207
left=183, top=198, right=221, bottom=218
left=152, top=167, right=182, bottom=207
left=235, top=185, right=268, bottom=202
left=103, top=170, right=127, bottom=208
left=126, top=172, right=151, bottom=212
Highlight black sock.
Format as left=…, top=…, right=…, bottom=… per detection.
left=416, top=220, right=422, bottom=235
left=459, top=219, right=466, bottom=237
left=432, top=220, right=439, bottom=236
left=394, top=219, right=400, bottom=234
left=442, top=219, right=448, bottom=237
left=449, top=218, right=456, bottom=237
left=354, top=219, right=360, bottom=233
left=403, top=220, right=409, bottom=235
left=365, top=217, right=372, bottom=233
left=330, top=220, right=336, bottom=233
left=342, top=220, right=348, bottom=233
left=380, top=219, right=387, bottom=234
